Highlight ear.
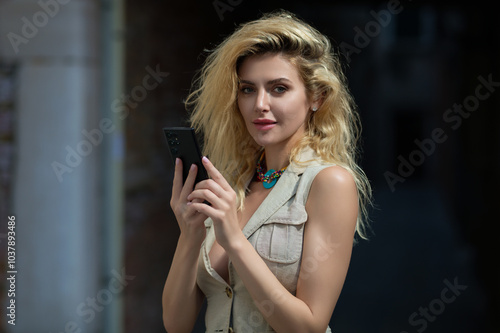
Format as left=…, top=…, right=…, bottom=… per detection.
left=310, top=96, right=324, bottom=112
left=308, top=88, right=325, bottom=112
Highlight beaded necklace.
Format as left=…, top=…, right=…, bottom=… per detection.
left=255, top=152, right=287, bottom=189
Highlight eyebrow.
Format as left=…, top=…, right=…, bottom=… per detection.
left=239, top=77, right=292, bottom=85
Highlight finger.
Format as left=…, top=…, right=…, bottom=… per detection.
left=188, top=188, right=220, bottom=207
left=190, top=197, right=204, bottom=204
left=188, top=201, right=216, bottom=218
left=185, top=202, right=208, bottom=218
left=194, top=178, right=222, bottom=198
left=201, top=157, right=232, bottom=191
left=172, top=158, right=183, bottom=199
left=181, top=163, right=199, bottom=198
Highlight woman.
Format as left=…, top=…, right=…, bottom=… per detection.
left=162, top=10, right=371, bottom=333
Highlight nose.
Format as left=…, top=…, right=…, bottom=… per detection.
left=255, top=88, right=270, bottom=113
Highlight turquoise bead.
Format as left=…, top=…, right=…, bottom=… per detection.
left=263, top=169, right=278, bottom=189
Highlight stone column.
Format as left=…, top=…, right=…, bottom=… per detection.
left=0, top=1, right=109, bottom=332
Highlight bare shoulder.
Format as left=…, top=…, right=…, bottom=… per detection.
left=310, top=165, right=357, bottom=197
left=306, top=165, right=358, bottom=232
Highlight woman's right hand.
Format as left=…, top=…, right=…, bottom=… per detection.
left=170, top=158, right=208, bottom=245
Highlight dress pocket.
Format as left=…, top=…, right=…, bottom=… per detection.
left=255, top=201, right=307, bottom=264
left=255, top=222, right=304, bottom=263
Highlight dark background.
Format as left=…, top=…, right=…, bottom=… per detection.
left=122, top=1, right=499, bottom=332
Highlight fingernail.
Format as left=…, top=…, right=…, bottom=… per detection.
left=175, top=158, right=180, bottom=165
left=202, top=156, right=209, bottom=163
left=190, top=164, right=196, bottom=171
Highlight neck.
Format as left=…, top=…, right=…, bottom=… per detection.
left=263, top=144, right=292, bottom=171
left=262, top=125, right=306, bottom=171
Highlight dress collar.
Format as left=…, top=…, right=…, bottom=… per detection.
left=242, top=146, right=320, bottom=238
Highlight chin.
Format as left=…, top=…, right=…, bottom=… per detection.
left=252, top=135, right=275, bottom=148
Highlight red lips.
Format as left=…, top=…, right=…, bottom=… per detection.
left=253, top=119, right=276, bottom=125
left=253, top=119, right=277, bottom=130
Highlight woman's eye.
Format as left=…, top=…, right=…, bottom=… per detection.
left=274, top=86, right=287, bottom=93
left=240, top=86, right=254, bottom=94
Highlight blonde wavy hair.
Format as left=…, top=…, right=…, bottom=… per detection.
left=185, top=10, right=372, bottom=239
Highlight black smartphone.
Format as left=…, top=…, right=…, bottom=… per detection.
left=163, top=127, right=209, bottom=185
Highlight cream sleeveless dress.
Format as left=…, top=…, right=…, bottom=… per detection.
left=196, top=147, right=334, bottom=333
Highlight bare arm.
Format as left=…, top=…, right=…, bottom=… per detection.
left=190, top=159, right=358, bottom=332
left=162, top=235, right=205, bottom=333
left=162, top=159, right=207, bottom=333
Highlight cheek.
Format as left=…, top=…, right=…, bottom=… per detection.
left=277, top=99, right=309, bottom=122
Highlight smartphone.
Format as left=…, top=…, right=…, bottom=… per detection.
left=163, top=127, right=208, bottom=185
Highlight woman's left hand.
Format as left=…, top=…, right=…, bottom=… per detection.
left=187, top=157, right=242, bottom=249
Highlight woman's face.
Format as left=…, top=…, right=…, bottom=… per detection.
left=237, top=53, right=315, bottom=151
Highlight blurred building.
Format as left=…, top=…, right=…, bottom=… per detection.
left=0, top=0, right=125, bottom=332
